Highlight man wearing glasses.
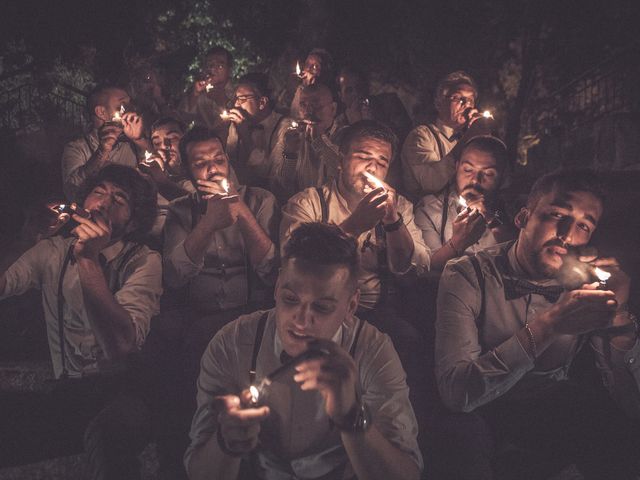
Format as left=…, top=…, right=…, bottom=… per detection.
left=269, top=83, right=345, bottom=204
left=222, top=73, right=288, bottom=189
left=401, top=71, right=480, bottom=200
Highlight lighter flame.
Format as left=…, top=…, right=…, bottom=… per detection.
left=363, top=171, right=385, bottom=190
left=295, top=61, right=302, bottom=76
left=249, top=385, right=260, bottom=404
left=205, top=83, right=214, bottom=92
left=221, top=178, right=230, bottom=193
left=458, top=196, right=468, bottom=209
left=144, top=150, right=153, bottom=161
left=290, top=120, right=299, bottom=129
left=220, top=110, right=230, bottom=119
left=482, top=110, right=494, bottom=119
left=112, top=105, right=125, bottom=122
left=594, top=267, right=611, bottom=282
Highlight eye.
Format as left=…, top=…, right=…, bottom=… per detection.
left=484, top=170, right=496, bottom=177
left=312, top=303, right=334, bottom=315
left=282, top=292, right=298, bottom=304
left=549, top=211, right=564, bottom=220
left=463, top=167, right=473, bottom=173
left=577, top=222, right=591, bottom=233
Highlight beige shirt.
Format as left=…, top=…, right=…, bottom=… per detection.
left=226, top=110, right=287, bottom=184
left=163, top=187, right=279, bottom=313
left=177, top=81, right=235, bottom=129
left=401, top=120, right=458, bottom=199
left=269, top=120, right=344, bottom=204
left=436, top=241, right=640, bottom=416
left=281, top=180, right=430, bottom=309
left=62, top=131, right=138, bottom=200
left=1, top=236, right=162, bottom=378
left=185, top=308, right=423, bottom=479
left=414, top=189, right=497, bottom=254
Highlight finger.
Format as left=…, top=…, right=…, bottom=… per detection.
left=223, top=406, right=270, bottom=424
left=588, top=257, right=620, bottom=268
left=213, top=395, right=241, bottom=412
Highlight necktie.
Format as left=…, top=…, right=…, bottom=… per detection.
left=503, top=277, right=564, bottom=303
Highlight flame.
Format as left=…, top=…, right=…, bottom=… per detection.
left=112, top=105, right=125, bottom=122
left=290, top=120, right=299, bottom=129
left=594, top=267, right=611, bottom=282
left=205, top=83, right=214, bottom=92
left=482, top=110, right=493, bottom=119
left=220, top=110, right=230, bottom=119
left=221, top=178, right=230, bottom=193
left=249, top=385, right=260, bottom=404
left=363, top=171, right=385, bottom=190
left=144, top=150, right=152, bottom=161
left=458, top=196, right=468, bottom=209
left=295, top=61, right=301, bottom=76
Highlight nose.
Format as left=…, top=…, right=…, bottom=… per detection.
left=557, top=218, right=577, bottom=245
left=292, top=304, right=312, bottom=329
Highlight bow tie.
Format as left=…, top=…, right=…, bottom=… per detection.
left=280, top=350, right=293, bottom=365
left=503, top=277, right=564, bottom=303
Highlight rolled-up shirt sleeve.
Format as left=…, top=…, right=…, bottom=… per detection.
left=62, top=140, right=91, bottom=200
left=401, top=126, right=455, bottom=195
left=113, top=249, right=162, bottom=349
left=359, top=331, right=424, bottom=471
left=1, top=240, right=49, bottom=299
left=390, top=196, right=431, bottom=276
left=435, top=258, right=534, bottom=412
left=251, top=191, right=280, bottom=283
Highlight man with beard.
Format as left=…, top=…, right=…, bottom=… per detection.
left=0, top=165, right=162, bottom=478
left=401, top=71, right=482, bottom=200
left=62, top=84, right=150, bottom=200
left=414, top=135, right=516, bottom=270
left=269, top=83, right=345, bottom=204
left=432, top=169, right=640, bottom=479
left=222, top=73, right=288, bottom=188
left=178, top=46, right=235, bottom=131
left=163, top=126, right=278, bottom=379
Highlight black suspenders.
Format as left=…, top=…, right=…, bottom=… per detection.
left=249, top=312, right=365, bottom=384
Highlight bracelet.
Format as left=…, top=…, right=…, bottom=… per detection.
left=382, top=213, right=403, bottom=232
left=216, top=428, right=245, bottom=458
left=524, top=322, right=537, bottom=360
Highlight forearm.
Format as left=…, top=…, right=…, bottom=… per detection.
left=74, top=148, right=111, bottom=184
left=184, top=219, right=216, bottom=265
left=342, top=425, right=420, bottom=480
left=187, top=434, right=242, bottom=480
left=385, top=226, right=414, bottom=272
left=429, top=241, right=459, bottom=270
left=236, top=209, right=273, bottom=267
left=76, top=257, right=136, bottom=359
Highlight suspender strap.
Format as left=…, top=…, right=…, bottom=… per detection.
left=57, top=243, right=76, bottom=379
left=440, top=183, right=451, bottom=246
left=108, top=244, right=143, bottom=292
left=348, top=318, right=365, bottom=357
left=424, top=123, right=445, bottom=160
left=469, top=255, right=486, bottom=331
left=249, top=312, right=269, bottom=384
left=315, top=187, right=328, bottom=223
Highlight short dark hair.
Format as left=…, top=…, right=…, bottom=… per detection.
left=179, top=126, right=224, bottom=167
left=526, top=169, right=606, bottom=212
left=435, top=71, right=478, bottom=109
left=283, top=223, right=359, bottom=288
left=459, top=136, right=508, bottom=174
left=76, top=164, right=157, bottom=240
left=87, top=84, right=126, bottom=116
left=338, top=120, right=399, bottom=161
left=205, top=46, right=233, bottom=66
left=237, top=72, right=272, bottom=100
left=150, top=116, right=186, bottom=135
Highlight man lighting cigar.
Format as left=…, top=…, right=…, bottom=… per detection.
left=185, top=222, right=422, bottom=480
left=432, top=169, right=640, bottom=479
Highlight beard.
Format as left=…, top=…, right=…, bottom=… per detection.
left=530, top=237, right=568, bottom=279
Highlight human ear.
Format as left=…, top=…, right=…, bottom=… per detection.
left=95, top=105, right=108, bottom=122
left=347, top=288, right=360, bottom=316
left=514, top=208, right=529, bottom=229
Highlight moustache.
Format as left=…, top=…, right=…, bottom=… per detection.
left=461, top=184, right=486, bottom=196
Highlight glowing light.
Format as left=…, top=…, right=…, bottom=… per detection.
left=205, top=83, right=214, bottom=92
left=295, top=61, right=302, bottom=77
left=290, top=120, right=299, bottom=129
left=144, top=150, right=153, bottom=161
left=594, top=267, right=611, bottom=282
left=482, top=110, right=494, bottom=119
left=249, top=385, right=260, bottom=405
left=363, top=171, right=385, bottom=191
left=220, top=110, right=230, bottom=120
left=111, top=105, right=125, bottom=122
left=221, top=178, right=230, bottom=193
left=458, top=196, right=468, bottom=209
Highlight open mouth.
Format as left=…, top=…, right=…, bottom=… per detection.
left=288, top=330, right=313, bottom=342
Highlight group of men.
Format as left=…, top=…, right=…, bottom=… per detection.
left=1, top=45, right=639, bottom=480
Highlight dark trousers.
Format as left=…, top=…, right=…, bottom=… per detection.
left=428, top=380, right=640, bottom=480
left=0, top=374, right=152, bottom=479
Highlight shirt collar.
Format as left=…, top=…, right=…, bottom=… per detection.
left=100, top=240, right=127, bottom=264
left=435, top=119, right=457, bottom=141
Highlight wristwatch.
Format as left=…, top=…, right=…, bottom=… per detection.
left=330, top=400, right=372, bottom=433
left=382, top=213, right=403, bottom=232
